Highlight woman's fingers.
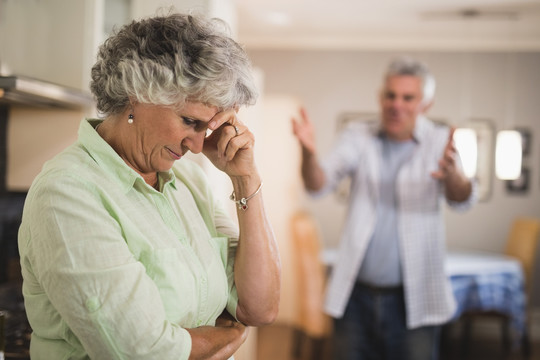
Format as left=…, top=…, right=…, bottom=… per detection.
left=208, top=108, right=237, bottom=131
left=203, top=108, right=256, bottom=176
left=218, top=123, right=253, bottom=161
left=216, top=123, right=236, bottom=159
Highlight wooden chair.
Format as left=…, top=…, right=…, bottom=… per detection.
left=460, top=217, right=540, bottom=358
left=504, top=217, right=540, bottom=356
left=505, top=218, right=540, bottom=297
left=290, top=211, right=333, bottom=360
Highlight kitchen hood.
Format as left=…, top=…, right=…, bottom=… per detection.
left=0, top=76, right=94, bottom=110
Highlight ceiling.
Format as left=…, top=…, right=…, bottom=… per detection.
left=234, top=0, right=540, bottom=51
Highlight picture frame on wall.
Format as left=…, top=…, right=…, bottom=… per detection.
left=506, top=167, right=530, bottom=194
left=515, top=127, right=532, bottom=156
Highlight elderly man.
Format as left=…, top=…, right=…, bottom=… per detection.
left=292, top=56, right=476, bottom=360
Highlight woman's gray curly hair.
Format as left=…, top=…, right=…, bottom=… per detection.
left=90, top=13, right=258, bottom=116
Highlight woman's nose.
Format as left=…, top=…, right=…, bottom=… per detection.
left=187, top=130, right=206, bottom=154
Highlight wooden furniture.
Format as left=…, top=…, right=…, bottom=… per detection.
left=290, top=211, right=333, bottom=360
left=457, top=217, right=540, bottom=358
left=504, top=218, right=540, bottom=296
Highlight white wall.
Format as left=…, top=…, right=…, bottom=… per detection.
left=257, top=95, right=305, bottom=326
left=130, top=0, right=237, bottom=36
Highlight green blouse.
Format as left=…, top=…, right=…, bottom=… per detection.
left=18, top=119, right=239, bottom=359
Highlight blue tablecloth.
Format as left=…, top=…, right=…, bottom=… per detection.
left=446, top=251, right=526, bottom=343
left=321, top=248, right=527, bottom=342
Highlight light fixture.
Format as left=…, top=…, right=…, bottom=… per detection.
left=454, top=128, right=478, bottom=178
left=495, top=130, right=522, bottom=180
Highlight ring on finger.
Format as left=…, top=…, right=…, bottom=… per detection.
left=233, top=125, right=240, bottom=136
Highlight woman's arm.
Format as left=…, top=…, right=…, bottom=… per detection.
left=229, top=173, right=281, bottom=326
left=203, top=109, right=281, bottom=326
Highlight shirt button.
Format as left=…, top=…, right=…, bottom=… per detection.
left=85, top=297, right=101, bottom=312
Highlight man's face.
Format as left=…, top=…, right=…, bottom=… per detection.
left=379, top=75, right=430, bottom=141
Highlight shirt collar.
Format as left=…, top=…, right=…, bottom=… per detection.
left=78, top=119, right=176, bottom=193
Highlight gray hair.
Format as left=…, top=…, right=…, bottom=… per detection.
left=90, top=13, right=258, bottom=116
left=384, top=56, right=436, bottom=104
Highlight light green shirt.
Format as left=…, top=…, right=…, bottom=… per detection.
left=18, top=119, right=240, bottom=359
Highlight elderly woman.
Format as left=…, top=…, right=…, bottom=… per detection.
left=18, top=13, right=280, bottom=359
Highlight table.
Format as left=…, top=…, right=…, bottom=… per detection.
left=321, top=248, right=526, bottom=340
left=445, top=250, right=526, bottom=344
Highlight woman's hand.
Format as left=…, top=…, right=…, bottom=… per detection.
left=202, top=108, right=256, bottom=178
left=187, top=319, right=249, bottom=360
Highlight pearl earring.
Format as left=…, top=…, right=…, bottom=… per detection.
left=128, top=114, right=134, bottom=124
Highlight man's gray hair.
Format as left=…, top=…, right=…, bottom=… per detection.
left=90, top=13, right=258, bottom=116
left=384, top=56, right=436, bottom=104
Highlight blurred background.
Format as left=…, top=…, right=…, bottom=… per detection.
left=0, top=0, right=539, bottom=359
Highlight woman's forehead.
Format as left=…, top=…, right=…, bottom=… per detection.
left=178, top=101, right=219, bottom=121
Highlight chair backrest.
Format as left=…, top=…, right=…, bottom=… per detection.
left=290, top=211, right=332, bottom=338
left=504, top=217, right=540, bottom=295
